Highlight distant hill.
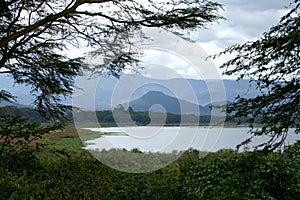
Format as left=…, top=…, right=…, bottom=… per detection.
left=90, top=74, right=260, bottom=111
left=0, top=106, right=46, bottom=122
left=0, top=101, right=32, bottom=108
left=1, top=73, right=260, bottom=110
left=128, top=91, right=211, bottom=115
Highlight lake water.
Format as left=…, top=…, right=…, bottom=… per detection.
left=82, top=127, right=299, bottom=153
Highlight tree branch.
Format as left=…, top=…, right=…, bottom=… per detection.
left=0, top=70, right=11, bottom=74
left=0, top=0, right=112, bottom=47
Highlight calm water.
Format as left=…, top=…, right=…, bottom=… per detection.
left=83, top=127, right=299, bottom=153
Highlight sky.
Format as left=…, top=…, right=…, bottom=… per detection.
left=69, top=0, right=293, bottom=80
left=0, top=0, right=294, bottom=106
left=132, top=0, right=293, bottom=80
left=196, top=0, right=291, bottom=66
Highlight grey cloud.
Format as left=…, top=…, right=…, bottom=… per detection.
left=218, top=0, right=291, bottom=11
left=195, top=0, right=292, bottom=48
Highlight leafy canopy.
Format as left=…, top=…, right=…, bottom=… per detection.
left=0, top=0, right=223, bottom=118
left=0, top=0, right=223, bottom=161
left=217, top=0, right=300, bottom=151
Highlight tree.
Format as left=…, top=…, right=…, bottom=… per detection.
left=0, top=115, right=63, bottom=169
left=0, top=1, right=223, bottom=162
left=0, top=0, right=223, bottom=118
left=216, top=0, right=299, bottom=151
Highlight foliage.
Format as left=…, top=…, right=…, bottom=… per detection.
left=0, top=133, right=299, bottom=199
left=0, top=115, right=63, bottom=170
left=0, top=0, right=223, bottom=118
left=0, top=1, right=224, bottom=181
left=181, top=147, right=300, bottom=200
left=0, top=170, right=50, bottom=200
left=215, top=0, right=300, bottom=151
left=0, top=105, right=246, bottom=126
left=74, top=109, right=220, bottom=125
left=0, top=106, right=46, bottom=122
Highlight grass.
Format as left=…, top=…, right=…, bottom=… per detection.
left=0, top=125, right=299, bottom=199
left=37, top=126, right=94, bottom=151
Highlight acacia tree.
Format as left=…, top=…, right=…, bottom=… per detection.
left=217, top=0, right=299, bottom=151
left=0, top=0, right=223, bottom=118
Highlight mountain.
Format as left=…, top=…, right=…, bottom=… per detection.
left=89, top=74, right=259, bottom=111
left=1, top=73, right=260, bottom=110
left=0, top=101, right=32, bottom=108
left=128, top=91, right=211, bottom=115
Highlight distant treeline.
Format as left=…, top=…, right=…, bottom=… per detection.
left=0, top=106, right=47, bottom=122
left=72, top=110, right=221, bottom=125
left=0, top=106, right=261, bottom=125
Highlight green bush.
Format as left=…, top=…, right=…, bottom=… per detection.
left=181, top=147, right=300, bottom=200
left=0, top=115, right=63, bottom=171
left=0, top=136, right=299, bottom=199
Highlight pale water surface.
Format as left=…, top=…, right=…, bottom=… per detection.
left=82, top=127, right=299, bottom=153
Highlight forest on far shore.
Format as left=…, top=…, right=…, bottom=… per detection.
left=0, top=105, right=261, bottom=126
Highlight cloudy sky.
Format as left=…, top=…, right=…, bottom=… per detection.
left=61, top=0, right=293, bottom=80
left=138, top=0, right=293, bottom=80
left=197, top=0, right=291, bottom=65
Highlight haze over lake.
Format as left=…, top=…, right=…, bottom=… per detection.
left=82, top=127, right=299, bottom=153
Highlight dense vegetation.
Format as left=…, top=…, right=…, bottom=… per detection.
left=0, top=106, right=47, bottom=123
left=0, top=0, right=299, bottom=199
left=74, top=109, right=222, bottom=126
left=1, top=105, right=253, bottom=126
left=0, top=128, right=299, bottom=199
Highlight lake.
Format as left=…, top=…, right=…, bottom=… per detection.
left=82, top=127, right=299, bottom=153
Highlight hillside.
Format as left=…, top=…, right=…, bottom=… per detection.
left=1, top=74, right=260, bottom=111
left=128, top=91, right=211, bottom=115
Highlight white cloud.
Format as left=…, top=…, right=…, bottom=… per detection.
left=61, top=46, right=93, bottom=59
left=65, top=0, right=294, bottom=80
left=193, top=0, right=293, bottom=77
left=219, top=0, right=291, bottom=11
left=141, top=50, right=193, bottom=79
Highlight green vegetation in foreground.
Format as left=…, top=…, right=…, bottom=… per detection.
left=0, top=127, right=299, bottom=199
